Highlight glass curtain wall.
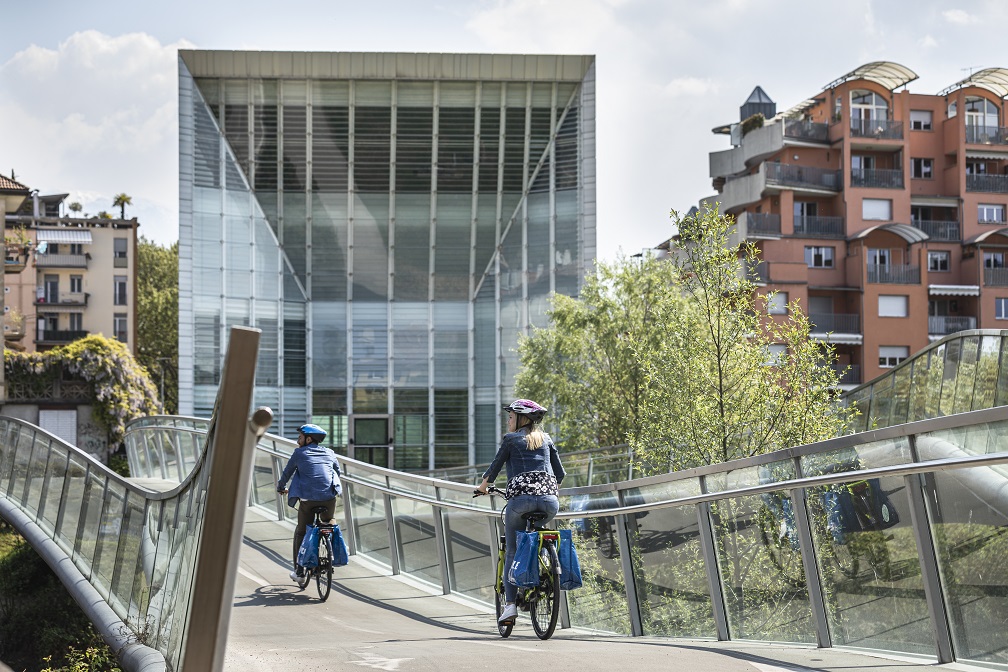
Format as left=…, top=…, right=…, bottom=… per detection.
left=178, top=53, right=596, bottom=468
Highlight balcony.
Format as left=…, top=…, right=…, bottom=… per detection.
left=745, top=212, right=781, bottom=236
left=765, top=163, right=842, bottom=191
left=809, top=312, right=860, bottom=334
left=912, top=220, right=960, bottom=241
left=984, top=267, right=1008, bottom=286
left=784, top=119, right=829, bottom=142
left=35, top=292, right=90, bottom=308
left=967, top=174, right=1008, bottom=193
left=36, top=329, right=89, bottom=345
left=745, top=260, right=769, bottom=284
left=868, top=264, right=920, bottom=284
left=35, top=253, right=89, bottom=269
left=928, top=315, right=977, bottom=337
left=793, top=215, right=844, bottom=237
left=850, top=118, right=904, bottom=140
left=966, top=126, right=1008, bottom=145
left=830, top=364, right=862, bottom=386
left=851, top=167, right=904, bottom=189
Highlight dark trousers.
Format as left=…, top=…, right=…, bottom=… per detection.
left=293, top=497, right=337, bottom=566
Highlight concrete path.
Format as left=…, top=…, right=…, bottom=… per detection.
left=228, top=508, right=977, bottom=672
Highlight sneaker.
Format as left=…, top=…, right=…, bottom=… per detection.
left=498, top=603, right=518, bottom=624
left=290, top=566, right=305, bottom=582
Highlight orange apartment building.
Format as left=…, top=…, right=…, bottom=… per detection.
left=706, top=61, right=1008, bottom=388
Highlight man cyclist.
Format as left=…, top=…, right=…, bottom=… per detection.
left=276, top=423, right=342, bottom=582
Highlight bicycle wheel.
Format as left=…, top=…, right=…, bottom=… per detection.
left=317, top=533, right=333, bottom=602
left=296, top=567, right=311, bottom=590
left=530, top=542, right=560, bottom=640
left=495, top=576, right=513, bottom=638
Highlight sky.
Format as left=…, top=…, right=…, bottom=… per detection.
left=2, top=0, right=1006, bottom=259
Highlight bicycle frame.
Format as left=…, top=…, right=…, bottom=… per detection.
left=494, top=528, right=560, bottom=598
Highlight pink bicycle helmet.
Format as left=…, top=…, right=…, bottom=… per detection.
left=502, top=399, right=548, bottom=422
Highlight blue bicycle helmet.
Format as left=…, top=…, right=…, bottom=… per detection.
left=298, top=423, right=327, bottom=443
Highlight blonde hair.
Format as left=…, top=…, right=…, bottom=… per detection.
left=516, top=414, right=546, bottom=450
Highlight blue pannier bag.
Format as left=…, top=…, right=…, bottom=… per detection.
left=297, top=524, right=320, bottom=569
left=508, top=530, right=540, bottom=587
left=558, top=529, right=583, bottom=590
left=332, top=524, right=350, bottom=566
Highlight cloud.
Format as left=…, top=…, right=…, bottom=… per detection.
left=918, top=34, right=938, bottom=49
left=663, top=77, right=718, bottom=98
left=942, top=9, right=975, bottom=24
left=0, top=31, right=191, bottom=244
left=465, top=0, right=631, bottom=52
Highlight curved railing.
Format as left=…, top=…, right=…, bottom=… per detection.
left=842, top=329, right=1008, bottom=431
left=127, top=405, right=1008, bottom=669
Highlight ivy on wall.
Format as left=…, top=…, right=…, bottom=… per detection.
left=6, top=335, right=160, bottom=452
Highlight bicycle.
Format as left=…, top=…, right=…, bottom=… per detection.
left=474, top=485, right=561, bottom=640
left=294, top=505, right=336, bottom=602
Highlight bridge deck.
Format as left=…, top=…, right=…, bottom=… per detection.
left=229, top=508, right=945, bottom=672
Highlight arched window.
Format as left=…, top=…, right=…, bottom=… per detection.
left=850, top=90, right=888, bottom=122
left=965, top=96, right=999, bottom=130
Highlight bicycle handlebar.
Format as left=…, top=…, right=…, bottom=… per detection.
left=472, top=484, right=507, bottom=498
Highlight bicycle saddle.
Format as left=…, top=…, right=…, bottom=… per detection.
left=522, top=511, right=550, bottom=525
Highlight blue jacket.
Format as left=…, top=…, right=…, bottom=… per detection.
left=277, top=444, right=342, bottom=508
left=482, top=428, right=566, bottom=486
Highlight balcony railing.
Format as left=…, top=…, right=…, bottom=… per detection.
left=35, top=253, right=89, bottom=269
left=868, top=264, right=920, bottom=284
left=35, top=292, right=89, bottom=307
left=745, top=260, right=768, bottom=283
left=747, top=212, right=781, bottom=235
left=809, top=312, right=860, bottom=333
left=966, top=126, right=1008, bottom=145
left=850, top=118, right=904, bottom=140
left=830, top=363, right=861, bottom=386
left=793, top=215, right=845, bottom=237
left=765, top=163, right=842, bottom=191
left=913, top=220, right=960, bottom=241
left=928, top=315, right=977, bottom=336
left=851, top=167, right=904, bottom=189
left=984, top=267, right=1008, bottom=286
left=783, top=119, right=829, bottom=142
left=35, top=329, right=89, bottom=344
left=967, top=174, right=1008, bottom=193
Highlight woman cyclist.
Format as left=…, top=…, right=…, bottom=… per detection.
left=476, top=399, right=566, bottom=625
left=276, top=423, right=342, bottom=582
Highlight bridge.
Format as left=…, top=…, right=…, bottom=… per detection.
left=2, top=327, right=1008, bottom=670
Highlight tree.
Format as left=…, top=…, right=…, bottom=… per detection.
left=514, top=254, right=697, bottom=455
left=112, top=193, right=132, bottom=219
left=96, top=211, right=113, bottom=220
left=636, top=204, right=855, bottom=472
left=68, top=202, right=82, bottom=217
left=136, top=236, right=178, bottom=413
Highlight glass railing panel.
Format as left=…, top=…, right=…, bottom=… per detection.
left=891, top=364, right=912, bottom=424
left=711, top=491, right=814, bottom=642
left=147, top=435, right=165, bottom=480
left=56, top=453, right=89, bottom=557
left=342, top=462, right=390, bottom=489
left=146, top=512, right=177, bottom=657
left=925, top=344, right=947, bottom=418
left=23, top=432, right=51, bottom=517
left=387, top=475, right=437, bottom=499
left=708, top=459, right=797, bottom=495
left=390, top=495, right=441, bottom=586
left=633, top=502, right=715, bottom=638
left=870, top=376, right=896, bottom=429
left=92, top=482, right=128, bottom=601
left=939, top=338, right=962, bottom=416
left=165, top=524, right=199, bottom=671
left=274, top=457, right=297, bottom=524
left=160, top=431, right=180, bottom=480
left=565, top=513, right=632, bottom=635
left=74, top=470, right=108, bottom=576
left=109, top=491, right=146, bottom=617
left=131, top=432, right=150, bottom=477
left=630, top=476, right=702, bottom=504
left=908, top=355, right=930, bottom=420
left=40, top=446, right=68, bottom=536
left=250, top=449, right=276, bottom=508
left=9, top=426, right=33, bottom=506
left=997, top=337, right=1008, bottom=407
left=952, top=336, right=980, bottom=414
left=928, top=464, right=1008, bottom=667
left=349, top=482, right=392, bottom=566
left=807, top=475, right=930, bottom=654
left=974, top=335, right=1001, bottom=410
left=442, top=508, right=494, bottom=601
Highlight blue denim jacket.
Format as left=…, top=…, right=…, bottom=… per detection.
left=482, top=429, right=566, bottom=486
left=277, top=444, right=342, bottom=508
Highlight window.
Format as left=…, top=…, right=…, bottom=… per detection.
left=113, top=238, right=128, bottom=267
left=879, top=345, right=909, bottom=368
left=879, top=295, right=909, bottom=317
left=114, top=275, right=127, bottom=305
left=979, top=204, right=1005, bottom=224
left=928, top=251, right=950, bottom=272
left=794, top=201, right=818, bottom=217
left=850, top=90, right=888, bottom=123
left=910, top=110, right=933, bottom=130
left=69, top=243, right=83, bottom=255
left=997, top=298, right=1008, bottom=320
left=70, top=275, right=83, bottom=293
left=69, top=313, right=83, bottom=331
left=911, top=158, right=933, bottom=179
left=967, top=161, right=988, bottom=175
left=985, top=252, right=1005, bottom=268
left=966, top=96, right=999, bottom=130
left=948, top=100, right=957, bottom=118
left=804, top=246, right=834, bottom=268
left=862, top=198, right=892, bottom=220
left=767, top=292, right=787, bottom=314
left=767, top=344, right=787, bottom=365
left=868, top=248, right=891, bottom=266
left=851, top=154, right=876, bottom=171
left=114, top=314, right=127, bottom=343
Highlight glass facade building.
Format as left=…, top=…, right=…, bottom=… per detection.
left=177, top=51, right=596, bottom=469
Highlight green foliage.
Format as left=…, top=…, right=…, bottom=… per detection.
left=740, top=113, right=765, bottom=137
left=106, top=452, right=130, bottom=477
left=6, top=335, right=160, bottom=454
left=0, top=528, right=118, bottom=671
left=111, top=193, right=132, bottom=220
left=515, top=254, right=696, bottom=453
left=136, top=236, right=178, bottom=413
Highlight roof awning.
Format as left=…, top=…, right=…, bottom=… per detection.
left=966, top=149, right=1008, bottom=160
left=929, top=284, right=980, bottom=296
left=824, top=61, right=919, bottom=92
left=939, top=68, right=1008, bottom=98
left=910, top=196, right=959, bottom=207
left=964, top=227, right=1008, bottom=245
left=849, top=223, right=929, bottom=244
left=36, top=229, right=93, bottom=244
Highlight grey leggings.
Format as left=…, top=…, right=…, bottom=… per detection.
left=293, top=498, right=337, bottom=566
